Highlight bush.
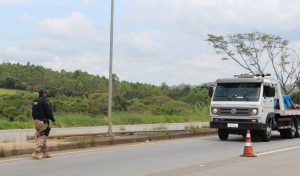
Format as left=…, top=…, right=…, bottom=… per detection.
left=87, top=93, right=109, bottom=116
left=149, top=96, right=192, bottom=115
left=128, top=99, right=149, bottom=114
left=3, top=107, right=19, bottom=121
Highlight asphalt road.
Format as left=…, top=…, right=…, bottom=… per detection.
left=1, top=133, right=300, bottom=176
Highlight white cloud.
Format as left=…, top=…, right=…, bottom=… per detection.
left=0, top=46, right=50, bottom=60
left=20, top=13, right=34, bottom=24
left=111, top=0, right=300, bottom=85
left=38, top=11, right=101, bottom=44
left=44, top=53, right=108, bottom=76
left=127, top=0, right=300, bottom=35
left=118, top=30, right=161, bottom=57
left=1, top=11, right=109, bottom=80
left=44, top=56, right=63, bottom=71
left=81, top=0, right=92, bottom=5
left=0, top=0, right=29, bottom=5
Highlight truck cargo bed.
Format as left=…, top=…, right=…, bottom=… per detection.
left=275, top=109, right=300, bottom=116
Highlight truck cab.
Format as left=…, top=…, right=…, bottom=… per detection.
left=209, top=74, right=300, bottom=141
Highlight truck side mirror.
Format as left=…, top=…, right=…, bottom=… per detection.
left=208, top=87, right=213, bottom=98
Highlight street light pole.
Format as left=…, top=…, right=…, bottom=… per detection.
left=108, top=0, right=114, bottom=136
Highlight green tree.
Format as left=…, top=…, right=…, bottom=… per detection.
left=207, top=32, right=300, bottom=94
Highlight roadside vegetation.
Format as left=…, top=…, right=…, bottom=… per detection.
left=0, top=88, right=22, bottom=95
left=0, top=63, right=210, bottom=129
left=0, top=110, right=210, bottom=130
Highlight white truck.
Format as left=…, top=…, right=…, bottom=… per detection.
left=209, top=74, right=300, bottom=142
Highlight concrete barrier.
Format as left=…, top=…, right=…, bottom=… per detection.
left=0, top=122, right=209, bottom=142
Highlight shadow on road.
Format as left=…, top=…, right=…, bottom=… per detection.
left=207, top=133, right=284, bottom=143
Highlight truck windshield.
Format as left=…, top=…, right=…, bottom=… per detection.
left=213, top=83, right=261, bottom=101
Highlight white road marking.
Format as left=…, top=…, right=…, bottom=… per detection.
left=0, top=157, right=27, bottom=164
left=256, top=145, right=300, bottom=156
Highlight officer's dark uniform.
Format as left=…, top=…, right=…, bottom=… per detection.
left=32, top=88, right=55, bottom=159
left=32, top=96, right=55, bottom=124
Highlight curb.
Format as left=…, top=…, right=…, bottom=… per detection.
left=0, top=122, right=210, bottom=142
left=0, top=129, right=217, bottom=157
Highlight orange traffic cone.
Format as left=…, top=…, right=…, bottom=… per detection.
left=241, top=130, right=256, bottom=157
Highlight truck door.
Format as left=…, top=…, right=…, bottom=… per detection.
left=262, top=85, right=275, bottom=115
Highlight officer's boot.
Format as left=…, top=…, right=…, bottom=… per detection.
left=43, top=151, right=52, bottom=158
left=32, top=151, right=43, bottom=160
left=41, top=144, right=51, bottom=158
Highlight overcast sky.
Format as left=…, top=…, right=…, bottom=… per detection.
left=1, top=0, right=300, bottom=86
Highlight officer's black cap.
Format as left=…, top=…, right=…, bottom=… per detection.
left=38, top=88, right=49, bottom=94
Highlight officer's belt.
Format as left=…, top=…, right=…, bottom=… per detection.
left=37, top=119, right=50, bottom=123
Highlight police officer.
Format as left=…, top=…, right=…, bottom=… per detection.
left=32, top=88, right=55, bottom=159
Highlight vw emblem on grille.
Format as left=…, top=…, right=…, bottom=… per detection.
left=231, top=108, right=237, bottom=114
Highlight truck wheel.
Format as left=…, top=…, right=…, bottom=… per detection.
left=218, top=129, right=229, bottom=141
left=261, top=121, right=272, bottom=142
left=286, top=120, right=296, bottom=139
left=295, top=122, right=299, bottom=138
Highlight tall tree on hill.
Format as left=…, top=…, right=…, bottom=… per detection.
left=207, top=31, right=300, bottom=94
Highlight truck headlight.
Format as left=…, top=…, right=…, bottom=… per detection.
left=250, top=108, right=258, bottom=115
left=211, top=107, right=219, bottom=115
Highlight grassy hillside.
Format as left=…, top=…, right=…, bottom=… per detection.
left=0, top=63, right=211, bottom=129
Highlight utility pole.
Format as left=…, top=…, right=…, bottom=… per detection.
left=108, top=0, right=114, bottom=136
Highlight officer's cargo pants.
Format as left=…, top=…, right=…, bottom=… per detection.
left=34, top=120, right=49, bottom=152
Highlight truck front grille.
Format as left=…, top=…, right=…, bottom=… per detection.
left=219, top=108, right=250, bottom=116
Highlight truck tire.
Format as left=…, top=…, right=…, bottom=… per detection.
left=286, top=120, right=296, bottom=139
left=218, top=129, right=229, bottom=141
left=295, top=121, right=300, bottom=138
left=260, top=121, right=272, bottom=142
